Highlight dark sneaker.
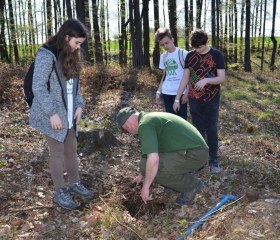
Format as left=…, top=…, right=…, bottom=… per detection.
left=175, top=180, right=203, bottom=205
left=69, top=180, right=94, bottom=199
left=53, top=187, right=78, bottom=210
left=210, top=164, right=222, bottom=173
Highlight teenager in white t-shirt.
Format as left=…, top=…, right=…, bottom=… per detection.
left=155, top=27, right=188, bottom=119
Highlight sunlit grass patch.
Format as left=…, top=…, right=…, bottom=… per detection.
left=79, top=117, right=113, bottom=129
left=0, top=144, right=4, bottom=151
left=0, top=160, right=7, bottom=168
left=259, top=98, right=273, bottom=107
left=79, top=118, right=98, bottom=129
left=271, top=95, right=280, bottom=104
left=223, top=86, right=258, bottom=103
left=261, top=82, right=280, bottom=92
left=227, top=63, right=242, bottom=70
left=256, top=111, right=275, bottom=121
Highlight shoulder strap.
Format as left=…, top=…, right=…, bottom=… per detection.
left=178, top=49, right=185, bottom=69
left=52, top=60, right=67, bottom=110
left=162, top=51, right=168, bottom=65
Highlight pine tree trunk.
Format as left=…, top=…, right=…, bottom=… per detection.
left=129, top=0, right=137, bottom=67
left=270, top=0, right=277, bottom=70
left=240, top=0, right=245, bottom=63
left=133, top=0, right=143, bottom=68
left=84, top=0, right=93, bottom=62
left=211, top=0, right=216, bottom=47
left=53, top=0, right=58, bottom=32
left=218, top=0, right=224, bottom=51
left=152, top=0, right=160, bottom=67
left=7, top=0, right=19, bottom=63
left=119, top=0, right=126, bottom=66
left=168, top=0, right=177, bottom=46
left=244, top=0, right=252, bottom=72
left=233, top=0, right=238, bottom=62
left=46, top=0, right=52, bottom=38
left=189, top=0, right=193, bottom=33
left=100, top=0, right=107, bottom=64
left=224, top=0, right=228, bottom=62
left=196, top=0, right=202, bottom=29
left=92, top=0, right=104, bottom=64
left=142, top=0, right=150, bottom=67
left=28, top=0, right=35, bottom=57
left=66, top=0, right=72, bottom=18
left=215, top=0, right=220, bottom=49
left=76, top=0, right=90, bottom=62
left=253, top=0, right=260, bottom=50
left=106, top=0, right=111, bottom=55
left=257, top=0, right=263, bottom=51
left=0, top=0, right=10, bottom=62
left=260, top=0, right=267, bottom=71
left=184, top=0, right=189, bottom=50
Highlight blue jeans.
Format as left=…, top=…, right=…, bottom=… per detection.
left=189, top=95, right=220, bottom=166
left=162, top=94, right=188, bottom=120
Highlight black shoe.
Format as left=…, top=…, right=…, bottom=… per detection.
left=175, top=180, right=203, bottom=205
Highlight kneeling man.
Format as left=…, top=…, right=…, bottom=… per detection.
left=116, top=107, right=208, bottom=205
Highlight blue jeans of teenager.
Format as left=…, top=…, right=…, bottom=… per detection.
left=162, top=94, right=188, bottom=120
left=189, top=95, right=220, bottom=166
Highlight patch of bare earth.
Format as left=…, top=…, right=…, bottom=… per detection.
left=0, top=65, right=279, bottom=239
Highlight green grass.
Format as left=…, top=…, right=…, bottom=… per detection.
left=222, top=68, right=280, bottom=140
left=0, top=144, right=4, bottom=151
left=272, top=95, right=280, bottom=104
left=0, top=160, right=7, bottom=168
left=256, top=111, right=275, bottom=121
left=78, top=118, right=99, bottom=129
left=223, top=89, right=257, bottom=101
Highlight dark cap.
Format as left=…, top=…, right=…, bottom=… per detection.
left=116, top=107, right=136, bottom=127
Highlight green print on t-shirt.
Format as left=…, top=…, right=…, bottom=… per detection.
left=165, top=59, right=178, bottom=76
left=189, top=67, right=200, bottom=83
left=66, top=79, right=73, bottom=94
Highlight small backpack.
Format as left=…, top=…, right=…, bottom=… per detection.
left=23, top=48, right=55, bottom=107
left=162, top=48, right=186, bottom=69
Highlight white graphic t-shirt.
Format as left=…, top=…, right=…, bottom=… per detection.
left=66, top=78, right=74, bottom=129
left=159, top=47, right=188, bottom=95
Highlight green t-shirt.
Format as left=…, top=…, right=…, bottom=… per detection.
left=138, top=111, right=208, bottom=157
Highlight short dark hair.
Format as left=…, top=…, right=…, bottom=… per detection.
left=155, top=27, right=173, bottom=42
left=189, top=29, right=208, bottom=48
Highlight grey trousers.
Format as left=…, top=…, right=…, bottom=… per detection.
left=140, top=147, right=208, bottom=192
left=45, top=128, right=80, bottom=190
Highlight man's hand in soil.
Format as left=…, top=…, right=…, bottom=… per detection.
left=140, top=186, right=153, bottom=204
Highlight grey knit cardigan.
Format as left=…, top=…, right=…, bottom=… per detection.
left=29, top=47, right=84, bottom=142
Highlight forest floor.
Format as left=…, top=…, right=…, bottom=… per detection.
left=0, top=63, right=280, bottom=240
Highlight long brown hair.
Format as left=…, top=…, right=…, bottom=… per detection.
left=46, top=19, right=87, bottom=79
